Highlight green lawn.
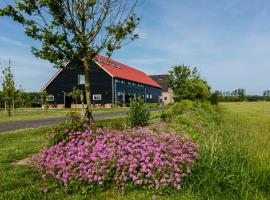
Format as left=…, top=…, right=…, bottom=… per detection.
left=0, top=103, right=270, bottom=199
left=0, top=107, right=128, bottom=122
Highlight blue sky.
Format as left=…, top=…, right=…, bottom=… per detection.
left=0, top=0, right=270, bottom=94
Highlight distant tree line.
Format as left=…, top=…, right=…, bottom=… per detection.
left=210, top=89, right=270, bottom=103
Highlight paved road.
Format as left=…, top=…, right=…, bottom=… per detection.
left=0, top=107, right=166, bottom=133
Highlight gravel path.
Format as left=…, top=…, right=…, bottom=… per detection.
left=0, top=107, right=166, bottom=133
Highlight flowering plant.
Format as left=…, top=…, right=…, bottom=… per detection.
left=33, top=128, right=199, bottom=192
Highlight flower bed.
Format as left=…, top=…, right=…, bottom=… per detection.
left=33, top=128, right=199, bottom=191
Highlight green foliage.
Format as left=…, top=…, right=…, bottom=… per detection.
left=168, top=64, right=211, bottom=101
left=216, top=89, right=259, bottom=102
left=115, top=100, right=122, bottom=107
left=144, top=103, right=159, bottom=108
left=69, top=87, right=81, bottom=111
left=127, top=97, right=150, bottom=127
left=69, top=87, right=81, bottom=104
left=0, top=1, right=140, bottom=67
left=1, top=61, right=20, bottom=116
left=0, top=0, right=140, bottom=120
left=210, top=91, right=221, bottom=105
left=263, top=90, right=270, bottom=97
left=161, top=100, right=194, bottom=122
left=47, top=112, right=87, bottom=146
left=1, top=103, right=270, bottom=199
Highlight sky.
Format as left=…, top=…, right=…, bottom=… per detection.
left=0, top=0, right=270, bottom=94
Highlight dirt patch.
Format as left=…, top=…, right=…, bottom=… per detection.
left=12, top=157, right=31, bottom=166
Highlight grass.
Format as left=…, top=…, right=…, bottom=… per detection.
left=0, top=107, right=128, bottom=122
left=0, top=102, right=270, bottom=199
left=182, top=102, right=270, bottom=200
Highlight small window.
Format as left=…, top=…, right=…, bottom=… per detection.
left=149, top=94, right=152, bottom=99
left=46, top=95, right=54, bottom=102
left=115, top=79, right=119, bottom=83
left=164, top=96, right=167, bottom=100
left=93, top=94, right=102, bottom=100
left=146, top=94, right=149, bottom=99
left=78, top=74, right=85, bottom=85
left=121, top=80, right=125, bottom=84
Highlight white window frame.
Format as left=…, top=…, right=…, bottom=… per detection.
left=149, top=94, right=152, bottom=99
left=93, top=94, right=102, bottom=100
left=46, top=95, right=54, bottom=102
left=78, top=74, right=85, bottom=85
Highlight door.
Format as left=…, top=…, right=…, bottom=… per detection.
left=65, top=96, right=72, bottom=108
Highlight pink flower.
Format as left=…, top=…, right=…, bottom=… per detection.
left=42, top=187, right=48, bottom=193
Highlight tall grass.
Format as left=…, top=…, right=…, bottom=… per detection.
left=181, top=102, right=270, bottom=199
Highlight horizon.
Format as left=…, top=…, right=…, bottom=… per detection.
left=1, top=0, right=270, bottom=95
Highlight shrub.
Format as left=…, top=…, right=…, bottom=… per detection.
left=210, top=91, right=220, bottom=105
left=115, top=101, right=122, bottom=107
left=127, top=97, right=150, bottom=127
left=47, top=112, right=89, bottom=146
left=161, top=100, right=194, bottom=122
left=32, top=128, right=199, bottom=192
left=145, top=103, right=159, bottom=108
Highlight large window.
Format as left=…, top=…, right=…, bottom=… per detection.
left=78, top=74, right=85, bottom=85
left=93, top=94, right=102, bottom=100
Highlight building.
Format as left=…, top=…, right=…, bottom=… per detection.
left=42, top=55, right=162, bottom=108
left=150, top=75, right=174, bottom=105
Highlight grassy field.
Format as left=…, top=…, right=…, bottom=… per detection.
left=0, top=107, right=128, bottom=122
left=0, top=102, right=270, bottom=199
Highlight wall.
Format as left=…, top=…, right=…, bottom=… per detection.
left=45, top=61, right=113, bottom=105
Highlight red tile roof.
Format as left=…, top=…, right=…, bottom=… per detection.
left=95, top=55, right=161, bottom=88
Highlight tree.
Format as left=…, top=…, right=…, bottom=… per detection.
left=69, top=87, right=81, bottom=111
left=16, top=85, right=28, bottom=112
left=263, top=90, right=270, bottom=97
left=232, top=88, right=246, bottom=101
left=210, top=90, right=221, bottom=105
left=40, top=91, right=49, bottom=111
left=1, top=62, right=17, bottom=116
left=0, top=0, right=140, bottom=123
left=168, top=64, right=210, bottom=101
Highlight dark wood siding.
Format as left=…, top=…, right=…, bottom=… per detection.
left=114, top=78, right=161, bottom=104
left=45, top=61, right=113, bottom=105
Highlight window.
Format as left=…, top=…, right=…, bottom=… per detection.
left=164, top=96, right=167, bottom=100
left=46, top=95, right=54, bottom=102
left=121, top=80, right=125, bottom=84
left=149, top=94, right=152, bottom=99
left=78, top=74, right=85, bottom=85
left=93, top=94, right=102, bottom=100
left=146, top=94, right=149, bottom=99
left=115, top=79, right=119, bottom=83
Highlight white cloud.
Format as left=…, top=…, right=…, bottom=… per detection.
left=0, top=35, right=29, bottom=47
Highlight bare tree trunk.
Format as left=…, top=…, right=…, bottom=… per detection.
left=8, top=101, right=11, bottom=117
left=83, top=57, right=94, bottom=124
